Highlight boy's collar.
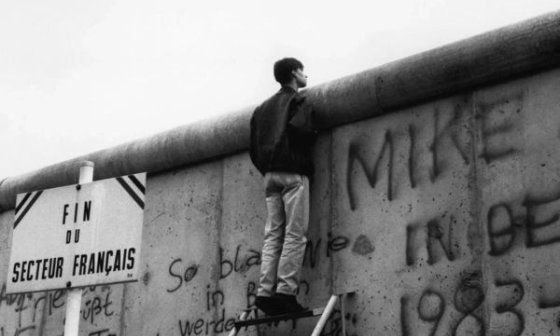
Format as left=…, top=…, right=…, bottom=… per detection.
left=280, top=86, right=297, bottom=93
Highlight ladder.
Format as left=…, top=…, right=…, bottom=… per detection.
left=229, top=292, right=354, bottom=336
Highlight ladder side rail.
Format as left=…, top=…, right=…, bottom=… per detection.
left=340, top=293, right=347, bottom=336
left=310, top=294, right=339, bottom=336
left=229, top=311, right=249, bottom=336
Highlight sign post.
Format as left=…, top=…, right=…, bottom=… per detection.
left=6, top=161, right=146, bottom=335
left=64, top=161, right=93, bottom=336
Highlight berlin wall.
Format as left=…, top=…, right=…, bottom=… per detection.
left=1, top=10, right=560, bottom=336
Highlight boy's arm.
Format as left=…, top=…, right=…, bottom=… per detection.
left=288, top=96, right=318, bottom=136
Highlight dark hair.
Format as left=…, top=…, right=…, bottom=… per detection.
left=273, top=58, right=303, bottom=85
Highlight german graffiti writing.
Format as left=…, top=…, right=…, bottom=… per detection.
left=0, top=325, right=35, bottom=336
left=81, top=286, right=115, bottom=324
left=88, top=329, right=116, bottom=336
left=0, top=284, right=117, bottom=336
left=176, top=282, right=257, bottom=336
left=178, top=309, right=236, bottom=336
left=304, top=233, right=374, bottom=268
left=167, top=259, right=199, bottom=293
left=167, top=234, right=374, bottom=294
left=219, top=246, right=260, bottom=279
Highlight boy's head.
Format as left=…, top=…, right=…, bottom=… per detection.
left=273, top=57, right=307, bottom=88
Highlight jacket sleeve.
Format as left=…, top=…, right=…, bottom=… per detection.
left=249, top=113, right=260, bottom=169
left=288, top=96, right=318, bottom=137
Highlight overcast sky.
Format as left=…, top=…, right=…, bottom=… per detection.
left=1, top=0, right=558, bottom=179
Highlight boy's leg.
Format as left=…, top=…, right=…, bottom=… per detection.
left=256, top=173, right=286, bottom=315
left=276, top=174, right=309, bottom=300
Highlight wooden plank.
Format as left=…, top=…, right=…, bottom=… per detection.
left=234, top=307, right=324, bottom=329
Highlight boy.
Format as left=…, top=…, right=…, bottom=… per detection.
left=250, top=57, right=317, bottom=315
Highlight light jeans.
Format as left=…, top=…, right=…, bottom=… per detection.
left=257, top=172, right=310, bottom=296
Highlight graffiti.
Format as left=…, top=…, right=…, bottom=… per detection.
left=407, top=125, right=418, bottom=189
left=178, top=308, right=236, bottom=336
left=88, top=329, right=116, bottom=336
left=487, top=203, right=516, bottom=256
left=417, top=290, right=445, bottom=336
left=303, top=234, right=348, bottom=268
left=173, top=278, right=316, bottom=336
left=81, top=286, right=115, bottom=324
left=494, top=279, right=524, bottom=336
left=347, top=130, right=394, bottom=210
left=31, top=288, right=65, bottom=321
left=401, top=272, right=486, bottom=336
left=0, top=284, right=31, bottom=309
left=303, top=233, right=374, bottom=268
left=167, top=245, right=261, bottom=293
left=452, top=272, right=485, bottom=335
left=168, top=259, right=199, bottom=293
left=0, top=326, right=35, bottom=336
left=176, top=283, right=255, bottom=336
left=206, top=285, right=225, bottom=311
left=246, top=282, right=257, bottom=309
left=219, top=246, right=261, bottom=280
left=319, top=309, right=358, bottom=336
left=346, top=93, right=524, bottom=211
left=430, top=104, right=471, bottom=181
left=536, top=277, right=560, bottom=310
left=0, top=284, right=118, bottom=336
left=0, top=284, right=50, bottom=330
left=346, top=102, right=472, bottom=210
left=396, top=183, right=560, bottom=334
left=399, top=275, right=547, bottom=336
left=487, top=188, right=560, bottom=256
left=476, top=93, right=523, bottom=164
left=523, top=191, right=560, bottom=248
left=406, top=215, right=458, bottom=266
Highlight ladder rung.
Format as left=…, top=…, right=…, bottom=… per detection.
left=234, top=307, right=324, bottom=329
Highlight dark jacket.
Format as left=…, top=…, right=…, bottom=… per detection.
left=250, top=87, right=317, bottom=176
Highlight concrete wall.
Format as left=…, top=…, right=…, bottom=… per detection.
left=3, top=12, right=560, bottom=336
left=331, top=68, right=560, bottom=335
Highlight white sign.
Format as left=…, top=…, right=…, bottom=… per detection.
left=7, top=173, right=146, bottom=294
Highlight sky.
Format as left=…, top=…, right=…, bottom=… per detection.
left=1, top=0, right=559, bottom=179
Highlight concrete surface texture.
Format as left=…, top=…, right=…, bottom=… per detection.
left=3, top=13, right=560, bottom=336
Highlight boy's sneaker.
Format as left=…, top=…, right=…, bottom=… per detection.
left=274, top=293, right=308, bottom=314
left=255, top=295, right=284, bottom=316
